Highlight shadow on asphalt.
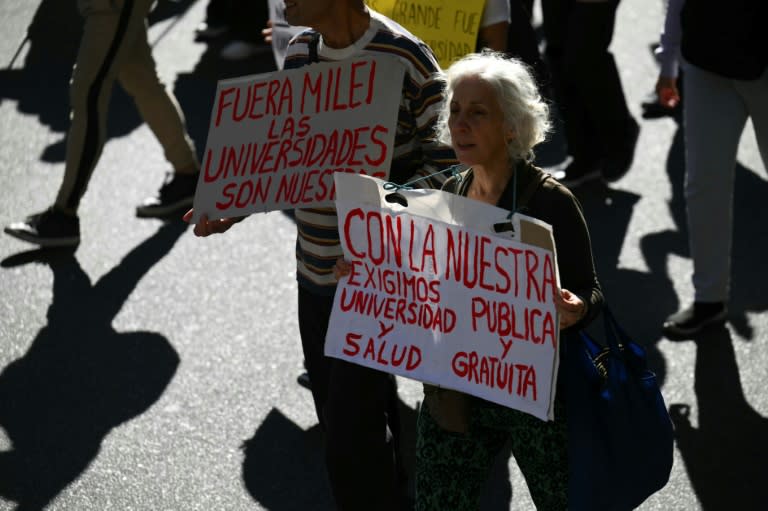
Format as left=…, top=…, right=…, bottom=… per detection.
left=241, top=397, right=423, bottom=511
left=0, top=0, right=81, bottom=138
left=241, top=408, right=333, bottom=510
left=669, top=327, right=768, bottom=510
left=0, top=221, right=186, bottom=509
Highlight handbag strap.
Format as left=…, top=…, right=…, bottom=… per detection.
left=603, top=306, right=633, bottom=355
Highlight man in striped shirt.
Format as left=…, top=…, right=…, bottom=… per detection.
left=189, top=1, right=455, bottom=508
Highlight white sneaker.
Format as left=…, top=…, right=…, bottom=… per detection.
left=219, top=40, right=267, bottom=60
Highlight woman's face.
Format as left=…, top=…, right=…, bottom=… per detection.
left=448, top=76, right=513, bottom=169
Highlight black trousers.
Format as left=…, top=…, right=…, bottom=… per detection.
left=542, top=0, right=632, bottom=163
left=297, top=286, right=404, bottom=511
left=204, top=0, right=268, bottom=42
left=506, top=0, right=551, bottom=97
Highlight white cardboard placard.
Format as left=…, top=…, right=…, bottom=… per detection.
left=326, top=173, right=561, bottom=421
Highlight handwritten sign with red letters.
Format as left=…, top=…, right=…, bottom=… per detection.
left=191, top=56, right=405, bottom=222
left=325, top=173, right=561, bottom=421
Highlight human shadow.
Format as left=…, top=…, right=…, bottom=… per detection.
left=0, top=0, right=198, bottom=163
left=668, top=326, right=768, bottom=509
left=241, top=397, right=418, bottom=510
left=241, top=408, right=334, bottom=511
left=0, top=220, right=187, bottom=511
left=0, top=0, right=81, bottom=135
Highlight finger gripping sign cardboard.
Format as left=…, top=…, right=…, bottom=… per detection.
left=326, top=173, right=561, bottom=421
left=191, top=56, right=405, bottom=223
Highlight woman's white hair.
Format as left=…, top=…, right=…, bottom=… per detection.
left=435, top=51, right=551, bottom=162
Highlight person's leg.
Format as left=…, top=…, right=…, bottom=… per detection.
left=415, top=400, right=507, bottom=511
left=219, top=0, right=269, bottom=60
left=563, top=0, right=637, bottom=182
left=227, top=0, right=269, bottom=43
left=542, top=0, right=602, bottom=186
left=117, top=22, right=198, bottom=175
left=123, top=14, right=202, bottom=218
left=506, top=402, right=568, bottom=510
left=297, top=285, right=404, bottom=509
left=506, top=0, right=551, bottom=96
left=683, top=62, right=748, bottom=305
left=4, top=0, right=147, bottom=246
left=324, top=360, right=403, bottom=510
left=664, top=61, right=750, bottom=336
left=56, top=0, right=149, bottom=214
left=296, top=286, right=334, bottom=429
left=564, top=1, right=629, bottom=125
left=540, top=0, right=571, bottom=113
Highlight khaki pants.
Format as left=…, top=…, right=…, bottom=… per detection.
left=56, top=0, right=198, bottom=212
left=683, top=62, right=768, bottom=302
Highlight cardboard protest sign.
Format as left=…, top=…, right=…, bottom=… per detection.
left=191, top=56, right=405, bottom=222
left=325, top=173, right=561, bottom=421
left=367, top=0, right=486, bottom=68
left=267, top=0, right=307, bottom=70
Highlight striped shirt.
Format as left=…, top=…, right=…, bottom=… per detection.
left=284, top=10, right=457, bottom=296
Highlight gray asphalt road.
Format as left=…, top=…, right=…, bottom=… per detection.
left=1, top=1, right=766, bottom=510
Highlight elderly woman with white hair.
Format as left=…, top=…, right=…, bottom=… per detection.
left=415, top=51, right=604, bottom=510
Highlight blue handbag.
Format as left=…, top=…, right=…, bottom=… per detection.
left=565, top=307, right=674, bottom=510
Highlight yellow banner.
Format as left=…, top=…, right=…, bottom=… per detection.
left=367, top=0, right=486, bottom=68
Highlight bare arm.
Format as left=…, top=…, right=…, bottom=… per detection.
left=182, top=209, right=244, bottom=237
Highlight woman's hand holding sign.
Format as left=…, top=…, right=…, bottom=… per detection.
left=555, top=288, right=586, bottom=330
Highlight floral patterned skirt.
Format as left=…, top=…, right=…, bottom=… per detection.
left=415, top=394, right=567, bottom=510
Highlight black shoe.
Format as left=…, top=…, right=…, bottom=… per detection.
left=136, top=172, right=199, bottom=218
left=554, top=159, right=602, bottom=188
left=663, top=302, right=727, bottom=338
left=602, top=117, right=640, bottom=183
left=4, top=207, right=80, bottom=247
left=641, top=90, right=681, bottom=119
left=296, top=371, right=312, bottom=390
left=194, top=22, right=228, bottom=42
